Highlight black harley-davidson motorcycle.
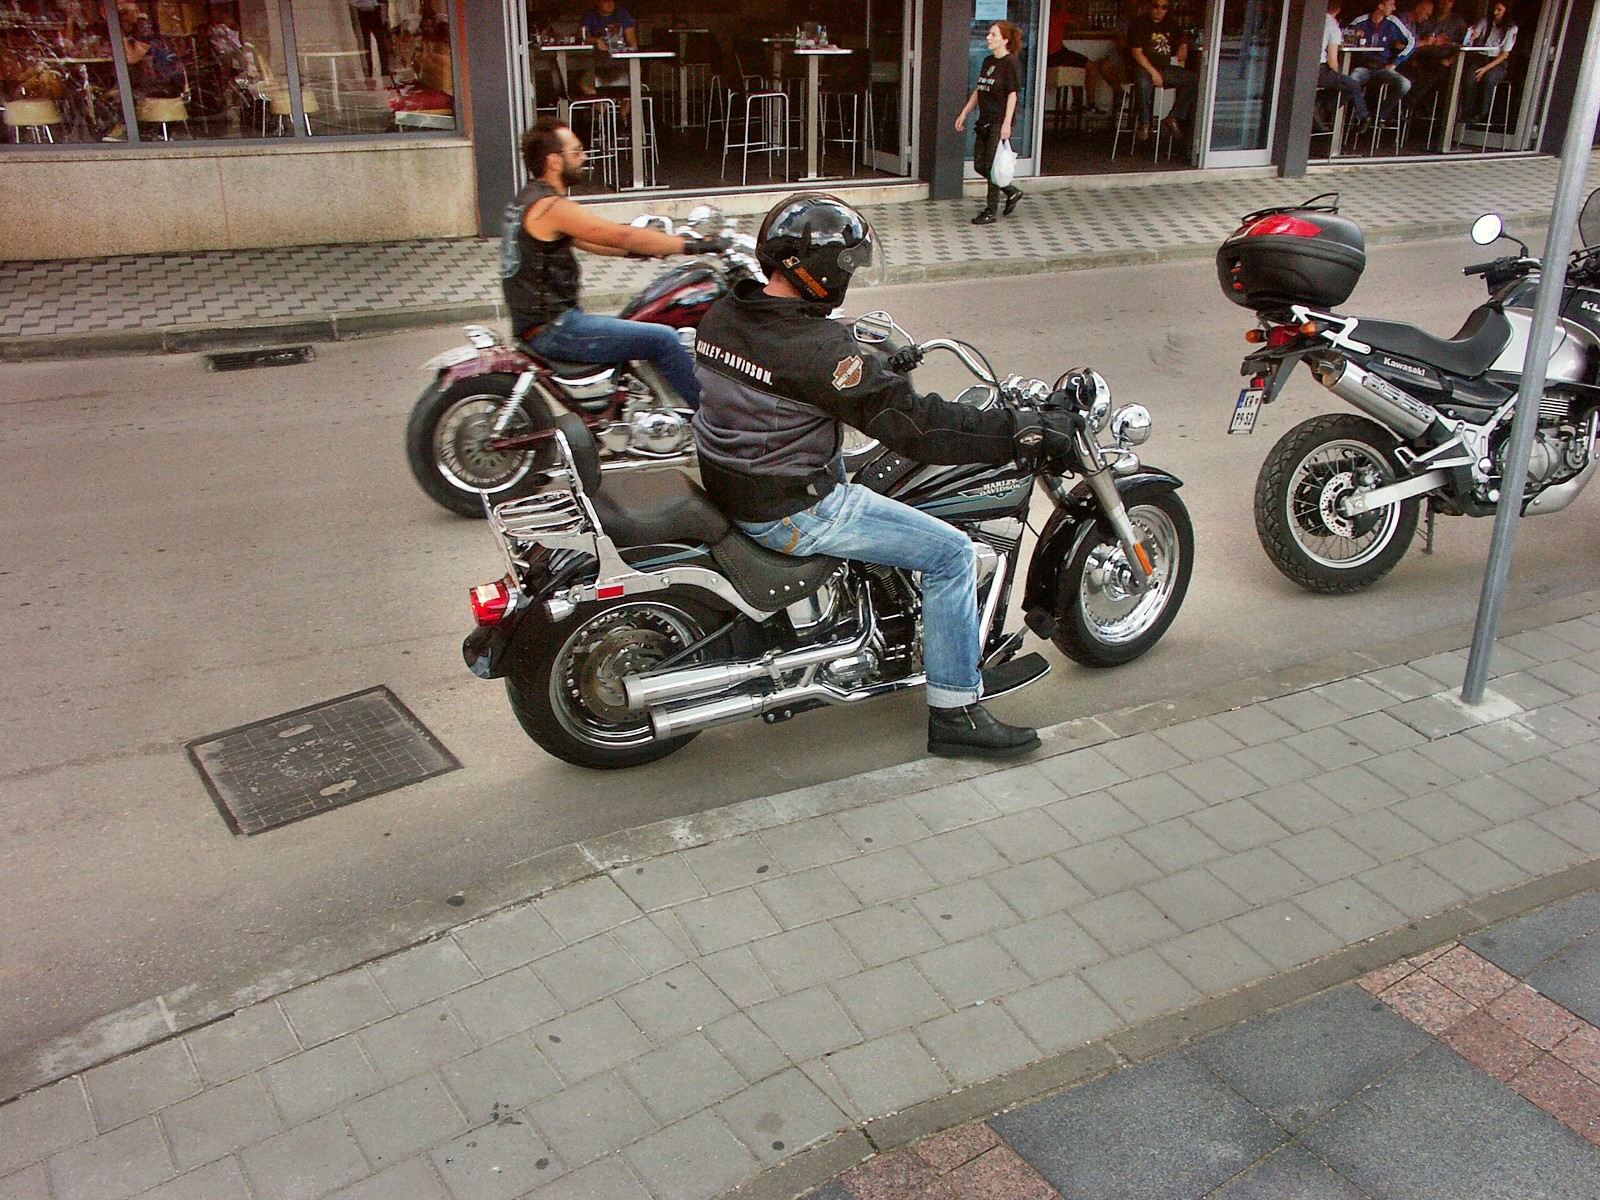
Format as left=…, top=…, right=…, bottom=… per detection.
left=460, top=312, right=1193, bottom=769
left=1219, top=192, right=1600, bottom=593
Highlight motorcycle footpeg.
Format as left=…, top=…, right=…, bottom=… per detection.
left=982, top=652, right=1051, bottom=699
left=1023, top=607, right=1057, bottom=640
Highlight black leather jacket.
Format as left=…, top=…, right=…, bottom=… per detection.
left=691, top=280, right=1018, bottom=522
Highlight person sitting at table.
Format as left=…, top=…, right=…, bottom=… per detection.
left=1320, top=0, right=1369, bottom=135
left=1461, top=1, right=1517, bottom=126
left=578, top=0, right=635, bottom=100
left=503, top=116, right=730, bottom=409
left=1399, top=0, right=1458, bottom=117
left=116, top=1, right=185, bottom=99
left=1128, top=0, right=1197, bottom=145
left=1346, top=0, right=1416, bottom=125
left=1046, top=0, right=1106, bottom=115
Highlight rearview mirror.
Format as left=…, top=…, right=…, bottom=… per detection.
left=1470, top=213, right=1504, bottom=247
left=630, top=214, right=674, bottom=234
left=686, top=204, right=722, bottom=228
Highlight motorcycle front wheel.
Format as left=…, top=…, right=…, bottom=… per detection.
left=406, top=374, right=555, bottom=518
left=504, top=596, right=707, bottom=769
left=1053, top=484, right=1194, bottom=667
left=1255, top=413, right=1418, bottom=594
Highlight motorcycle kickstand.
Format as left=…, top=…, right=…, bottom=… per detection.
left=1421, top=501, right=1437, bottom=555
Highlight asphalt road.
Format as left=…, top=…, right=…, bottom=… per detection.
left=4, top=239, right=1598, bottom=1064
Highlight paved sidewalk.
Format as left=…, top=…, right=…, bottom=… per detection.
left=1, top=152, right=1590, bottom=359
left=3, top=586, right=1599, bottom=1200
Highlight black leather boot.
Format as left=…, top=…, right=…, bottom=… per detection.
left=928, top=703, right=1040, bottom=759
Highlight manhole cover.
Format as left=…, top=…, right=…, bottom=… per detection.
left=205, top=346, right=315, bottom=371
left=187, top=686, right=459, bottom=835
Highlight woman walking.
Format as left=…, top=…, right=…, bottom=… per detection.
left=955, top=21, right=1024, bottom=226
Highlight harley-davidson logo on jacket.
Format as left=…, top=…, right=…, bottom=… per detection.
left=832, top=355, right=864, bottom=390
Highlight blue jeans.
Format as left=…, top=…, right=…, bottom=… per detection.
left=738, top=482, right=981, bottom=708
left=1350, top=64, right=1410, bottom=120
left=524, top=307, right=700, bottom=407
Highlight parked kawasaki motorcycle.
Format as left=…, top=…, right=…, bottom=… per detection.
left=461, top=312, right=1193, bottom=769
left=1220, top=192, right=1600, bottom=593
left=406, top=207, right=758, bottom=518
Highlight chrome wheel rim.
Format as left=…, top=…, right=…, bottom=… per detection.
left=550, top=603, right=702, bottom=748
left=1078, top=503, right=1183, bottom=646
left=1286, top=439, right=1400, bottom=569
left=433, top=394, right=541, bottom=494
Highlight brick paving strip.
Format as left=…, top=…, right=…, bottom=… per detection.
left=1360, top=942, right=1600, bottom=1146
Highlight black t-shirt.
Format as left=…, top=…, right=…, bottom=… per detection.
left=975, top=53, right=1020, bottom=126
left=1129, top=14, right=1183, bottom=71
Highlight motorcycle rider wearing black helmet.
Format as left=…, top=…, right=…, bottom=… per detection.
left=692, top=193, right=1075, bottom=759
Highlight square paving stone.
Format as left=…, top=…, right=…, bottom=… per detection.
left=830, top=959, right=951, bottom=1038
left=622, top=1112, right=759, bottom=1200
left=1300, top=1044, right=1600, bottom=1199
left=438, top=1034, right=562, bottom=1123
left=277, top=970, right=394, bottom=1048
left=1192, top=985, right=1430, bottom=1130
left=916, top=1002, right=1040, bottom=1087
left=831, top=900, right=945, bottom=968
left=992, top=1052, right=1285, bottom=1200
left=343, top=1072, right=467, bottom=1168
left=324, top=1158, right=451, bottom=1200
left=1466, top=892, right=1600, bottom=976
left=817, top=1031, right=951, bottom=1119
left=451, top=905, right=563, bottom=978
left=748, top=986, right=863, bottom=1061
left=430, top=1118, right=561, bottom=1200
left=715, top=1068, right=850, bottom=1164
left=239, top=1112, right=368, bottom=1200
left=621, top=1032, right=746, bottom=1124
left=533, top=933, right=651, bottom=1011
left=159, top=1074, right=282, bottom=1172
left=611, top=962, right=735, bottom=1042
left=1001, top=974, right=1123, bottom=1054
left=526, top=1071, right=656, bottom=1168
left=753, top=922, right=865, bottom=992
left=136, top=1158, right=255, bottom=1200
left=914, top=879, right=1019, bottom=943
left=537, top=1001, right=652, bottom=1084
left=978, top=808, right=1079, bottom=863
left=1209, top=1144, right=1367, bottom=1199
left=367, top=940, right=482, bottom=1011
left=85, top=1040, right=203, bottom=1133
left=358, top=1001, right=476, bottom=1084
left=262, top=1035, right=386, bottom=1125
left=1528, top=933, right=1600, bottom=1027
left=1156, top=925, right=1276, bottom=997
left=755, top=867, right=863, bottom=929
left=182, top=1007, right=298, bottom=1088
left=45, top=1117, right=175, bottom=1200
left=446, top=966, right=562, bottom=1045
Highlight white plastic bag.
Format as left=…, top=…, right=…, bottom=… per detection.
left=991, top=139, right=1017, bottom=188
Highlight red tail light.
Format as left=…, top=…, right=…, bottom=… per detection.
left=1243, top=214, right=1322, bottom=239
left=470, top=577, right=514, bottom=625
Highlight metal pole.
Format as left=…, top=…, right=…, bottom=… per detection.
left=1462, top=3, right=1600, bottom=704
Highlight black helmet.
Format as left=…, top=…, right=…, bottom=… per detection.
left=756, top=192, right=881, bottom=308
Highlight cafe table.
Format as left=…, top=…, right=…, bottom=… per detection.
left=1327, top=44, right=1380, bottom=158
left=1440, top=44, right=1498, bottom=152
left=666, top=26, right=707, bottom=127
left=538, top=42, right=591, bottom=122
left=298, top=49, right=363, bottom=112
left=793, top=46, right=852, bottom=181
left=758, top=35, right=797, bottom=85
left=611, top=49, right=674, bottom=190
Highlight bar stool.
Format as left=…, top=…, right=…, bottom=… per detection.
left=1480, top=80, right=1515, bottom=150
left=136, top=96, right=190, bottom=140
left=721, top=89, right=789, bottom=185
left=263, top=87, right=318, bottom=136
left=568, top=97, right=620, bottom=189
left=819, top=90, right=864, bottom=172
left=614, top=93, right=659, bottom=187
left=4, top=97, right=64, bottom=143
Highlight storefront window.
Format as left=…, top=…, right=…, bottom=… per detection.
left=287, top=0, right=456, bottom=135
left=1, top=0, right=455, bottom=146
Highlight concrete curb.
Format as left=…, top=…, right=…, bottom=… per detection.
left=0, top=209, right=1554, bottom=363
left=6, top=581, right=1599, bottom=1104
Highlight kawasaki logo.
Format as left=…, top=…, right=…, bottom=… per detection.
left=1381, top=356, right=1428, bottom=378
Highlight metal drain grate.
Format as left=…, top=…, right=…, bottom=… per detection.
left=205, top=345, right=316, bottom=371
left=187, top=686, right=459, bottom=835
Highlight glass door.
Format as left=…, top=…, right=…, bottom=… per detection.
left=866, top=0, right=920, bottom=175
left=964, top=0, right=1043, bottom=180
left=1195, top=0, right=1286, bottom=168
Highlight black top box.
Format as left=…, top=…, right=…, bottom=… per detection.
left=1218, top=195, right=1366, bottom=313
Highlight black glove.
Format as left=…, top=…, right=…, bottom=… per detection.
left=886, top=344, right=923, bottom=374
left=682, top=235, right=732, bottom=255
left=1013, top=408, right=1080, bottom=472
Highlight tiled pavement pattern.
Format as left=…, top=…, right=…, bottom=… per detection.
left=4, top=603, right=1600, bottom=1199
left=808, top=895, right=1600, bottom=1200
left=2, top=152, right=1592, bottom=350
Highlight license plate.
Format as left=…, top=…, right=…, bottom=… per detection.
left=1229, top=386, right=1264, bottom=435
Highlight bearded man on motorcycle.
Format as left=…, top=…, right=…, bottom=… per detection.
left=504, top=116, right=730, bottom=408
left=691, top=192, right=1076, bottom=759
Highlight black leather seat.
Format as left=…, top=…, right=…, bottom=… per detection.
left=1355, top=305, right=1512, bottom=379
left=591, top=470, right=730, bottom=547
left=710, top=534, right=842, bottom=612
left=514, top=339, right=613, bottom=378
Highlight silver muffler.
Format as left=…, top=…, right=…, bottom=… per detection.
left=1312, top=356, right=1441, bottom=440
left=623, top=599, right=874, bottom=711
left=651, top=674, right=924, bottom=740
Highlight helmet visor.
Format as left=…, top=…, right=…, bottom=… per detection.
left=837, top=231, right=885, bottom=290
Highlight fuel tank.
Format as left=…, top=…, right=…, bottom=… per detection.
left=1486, top=305, right=1600, bottom=384
left=619, top=263, right=726, bottom=328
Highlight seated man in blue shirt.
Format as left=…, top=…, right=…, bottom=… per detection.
left=580, top=0, right=636, bottom=96
left=1347, top=0, right=1417, bottom=122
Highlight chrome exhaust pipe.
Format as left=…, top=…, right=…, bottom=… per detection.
left=1312, top=356, right=1440, bottom=440
left=651, top=674, right=925, bottom=740
left=623, top=598, right=875, bottom=711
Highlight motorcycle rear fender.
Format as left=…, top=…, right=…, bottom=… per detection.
left=1022, top=471, right=1184, bottom=621
left=1241, top=345, right=1313, bottom=405
left=430, top=344, right=537, bottom=390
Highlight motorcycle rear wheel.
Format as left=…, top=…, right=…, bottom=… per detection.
left=505, top=596, right=706, bottom=769
left=406, top=374, right=555, bottom=518
left=1053, top=485, right=1193, bottom=667
left=1255, top=413, right=1418, bottom=594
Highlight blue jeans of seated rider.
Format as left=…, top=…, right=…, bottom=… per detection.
left=738, top=482, right=982, bottom=708
left=524, top=307, right=701, bottom=408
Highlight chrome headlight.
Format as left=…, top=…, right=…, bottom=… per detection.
left=1082, top=370, right=1112, bottom=432
left=1110, top=403, right=1152, bottom=447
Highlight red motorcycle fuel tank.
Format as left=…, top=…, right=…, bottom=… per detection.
left=619, top=263, right=725, bottom=328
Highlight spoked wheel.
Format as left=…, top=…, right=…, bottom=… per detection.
left=505, top=597, right=708, bottom=769
left=405, top=374, right=555, bottom=517
left=1255, top=413, right=1418, bottom=594
left=1053, top=484, right=1194, bottom=667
